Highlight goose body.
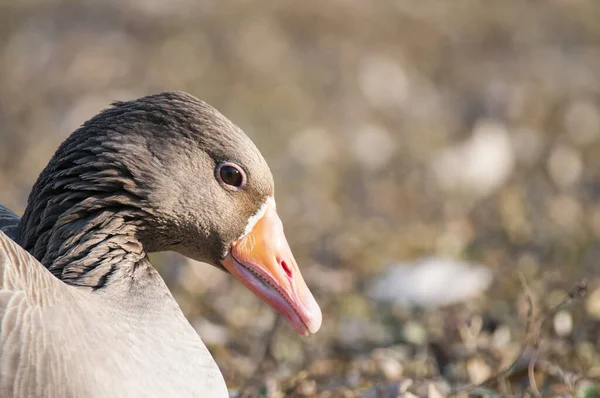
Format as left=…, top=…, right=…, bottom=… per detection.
left=0, top=225, right=225, bottom=398
left=0, top=92, right=321, bottom=397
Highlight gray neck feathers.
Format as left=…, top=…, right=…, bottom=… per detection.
left=16, top=109, right=157, bottom=290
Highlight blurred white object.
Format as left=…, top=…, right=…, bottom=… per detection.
left=367, top=257, right=493, bottom=308
left=553, top=310, right=573, bottom=337
left=358, top=54, right=410, bottom=110
left=431, top=119, right=515, bottom=198
left=351, top=124, right=396, bottom=170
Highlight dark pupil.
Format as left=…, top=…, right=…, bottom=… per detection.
left=220, top=166, right=242, bottom=187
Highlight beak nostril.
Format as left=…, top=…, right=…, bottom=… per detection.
left=281, top=260, right=292, bottom=278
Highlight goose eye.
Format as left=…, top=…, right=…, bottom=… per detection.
left=217, top=163, right=246, bottom=189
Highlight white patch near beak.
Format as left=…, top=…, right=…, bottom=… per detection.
left=238, top=196, right=275, bottom=241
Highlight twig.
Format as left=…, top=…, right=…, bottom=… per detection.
left=472, top=272, right=536, bottom=387
left=528, top=347, right=541, bottom=397
left=536, top=360, right=580, bottom=396
left=519, top=272, right=541, bottom=397
left=452, top=276, right=588, bottom=396
left=532, top=279, right=587, bottom=343
left=526, top=279, right=588, bottom=397
left=517, top=272, right=535, bottom=339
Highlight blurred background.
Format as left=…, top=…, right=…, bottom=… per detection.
left=1, top=1, right=600, bottom=396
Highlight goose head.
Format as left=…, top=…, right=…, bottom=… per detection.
left=22, top=91, right=322, bottom=335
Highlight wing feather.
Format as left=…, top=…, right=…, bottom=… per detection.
left=0, top=231, right=76, bottom=398
left=0, top=205, right=19, bottom=241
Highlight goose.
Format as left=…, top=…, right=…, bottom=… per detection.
left=0, top=91, right=322, bottom=398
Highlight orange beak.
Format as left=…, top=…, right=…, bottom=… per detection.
left=221, top=199, right=322, bottom=335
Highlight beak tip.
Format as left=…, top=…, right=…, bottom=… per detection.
left=304, top=297, right=323, bottom=334
left=307, top=318, right=322, bottom=334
